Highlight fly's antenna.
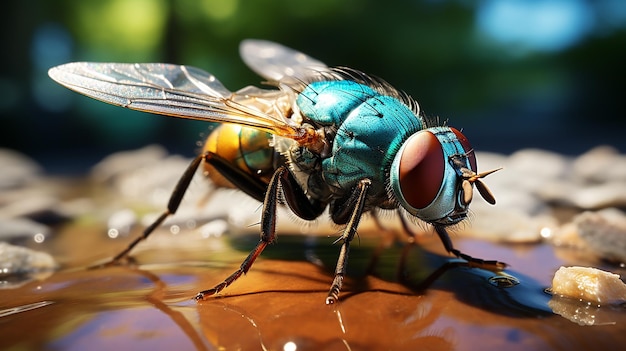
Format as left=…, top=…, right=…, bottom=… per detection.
left=460, top=167, right=502, bottom=206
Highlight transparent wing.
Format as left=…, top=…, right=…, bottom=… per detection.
left=240, top=39, right=329, bottom=83
left=48, top=62, right=302, bottom=137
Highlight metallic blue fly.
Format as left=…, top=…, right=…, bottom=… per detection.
left=48, top=39, right=502, bottom=304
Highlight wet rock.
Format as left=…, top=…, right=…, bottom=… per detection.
left=468, top=204, right=556, bottom=243
left=0, top=217, right=51, bottom=242
left=0, top=148, right=42, bottom=189
left=549, top=295, right=623, bottom=326
left=568, top=183, right=626, bottom=209
left=468, top=147, right=626, bottom=243
left=550, top=266, right=626, bottom=305
left=90, top=144, right=169, bottom=183
left=87, top=146, right=626, bottom=244
left=470, top=151, right=557, bottom=243
left=572, top=146, right=626, bottom=184
left=88, top=146, right=297, bottom=238
left=548, top=222, right=588, bottom=249
left=0, top=147, right=87, bottom=223
left=575, top=209, right=626, bottom=263
left=0, top=191, right=59, bottom=219
left=504, top=149, right=570, bottom=195
left=91, top=146, right=198, bottom=207
left=478, top=147, right=626, bottom=210
left=0, top=242, right=57, bottom=288
left=106, top=209, right=138, bottom=238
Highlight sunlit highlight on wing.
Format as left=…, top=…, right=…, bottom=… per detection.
left=48, top=62, right=303, bottom=138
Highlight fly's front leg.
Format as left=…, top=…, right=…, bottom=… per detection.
left=433, top=225, right=507, bottom=270
left=326, top=179, right=372, bottom=305
left=93, top=153, right=206, bottom=268
left=195, top=166, right=286, bottom=300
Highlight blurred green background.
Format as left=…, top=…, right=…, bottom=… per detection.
left=2, top=0, right=625, bottom=174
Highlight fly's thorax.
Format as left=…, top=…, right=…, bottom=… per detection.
left=296, top=80, right=425, bottom=200
left=390, top=127, right=477, bottom=225
left=203, top=124, right=275, bottom=187
left=297, top=81, right=378, bottom=126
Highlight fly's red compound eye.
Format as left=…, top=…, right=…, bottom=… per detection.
left=450, top=127, right=477, bottom=172
left=398, top=131, right=444, bottom=209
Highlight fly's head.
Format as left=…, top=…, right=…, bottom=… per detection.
left=390, top=127, right=500, bottom=226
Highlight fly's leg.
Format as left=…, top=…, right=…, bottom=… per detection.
left=433, top=225, right=507, bottom=270
left=326, top=179, right=372, bottom=305
left=92, top=154, right=206, bottom=268
left=195, top=165, right=310, bottom=299
left=96, top=148, right=269, bottom=268
left=277, top=165, right=326, bottom=220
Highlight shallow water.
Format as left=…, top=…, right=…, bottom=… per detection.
left=1, top=146, right=626, bottom=350
left=1, top=219, right=625, bottom=351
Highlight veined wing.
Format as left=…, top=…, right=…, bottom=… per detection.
left=240, top=39, right=329, bottom=84
left=239, top=40, right=414, bottom=113
left=48, top=62, right=303, bottom=137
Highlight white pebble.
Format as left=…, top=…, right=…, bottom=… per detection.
left=574, top=209, right=626, bottom=262
left=551, top=266, right=626, bottom=305
left=90, top=145, right=169, bottom=182
left=572, top=146, right=626, bottom=184
left=0, top=149, right=42, bottom=189
left=0, top=218, right=51, bottom=241
left=0, top=242, right=57, bottom=278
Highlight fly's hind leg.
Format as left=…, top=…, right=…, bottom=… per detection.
left=94, top=148, right=266, bottom=268
left=94, top=153, right=207, bottom=268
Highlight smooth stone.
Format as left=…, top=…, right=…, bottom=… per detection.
left=0, top=242, right=57, bottom=279
left=90, top=144, right=169, bottom=183
left=572, top=146, right=626, bottom=184
left=0, top=148, right=42, bottom=189
left=575, top=208, right=626, bottom=263
left=551, top=266, right=626, bottom=305
left=0, top=217, right=51, bottom=242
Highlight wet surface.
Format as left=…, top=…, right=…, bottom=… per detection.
left=2, top=224, right=625, bottom=351
left=1, top=147, right=626, bottom=350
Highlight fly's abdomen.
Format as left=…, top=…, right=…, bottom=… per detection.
left=297, top=81, right=425, bottom=196
left=203, top=124, right=275, bottom=188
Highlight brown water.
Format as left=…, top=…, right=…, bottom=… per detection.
left=1, top=204, right=625, bottom=350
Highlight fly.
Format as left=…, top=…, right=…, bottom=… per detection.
left=48, top=39, right=503, bottom=304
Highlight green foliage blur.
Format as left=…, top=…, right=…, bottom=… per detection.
left=2, top=0, right=625, bottom=173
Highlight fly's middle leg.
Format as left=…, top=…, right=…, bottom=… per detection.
left=195, top=165, right=327, bottom=300
left=326, top=178, right=372, bottom=305
left=195, top=166, right=286, bottom=300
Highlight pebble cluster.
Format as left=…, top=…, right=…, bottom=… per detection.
left=1, top=145, right=625, bottom=296
left=470, top=147, right=626, bottom=261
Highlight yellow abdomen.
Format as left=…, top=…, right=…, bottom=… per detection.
left=202, top=124, right=275, bottom=189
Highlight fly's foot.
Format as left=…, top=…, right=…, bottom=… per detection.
left=325, top=295, right=338, bottom=305
left=325, top=275, right=343, bottom=305
left=194, top=289, right=217, bottom=301
left=195, top=281, right=229, bottom=301
left=467, top=259, right=507, bottom=271
left=451, top=249, right=507, bottom=271
left=194, top=292, right=207, bottom=301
